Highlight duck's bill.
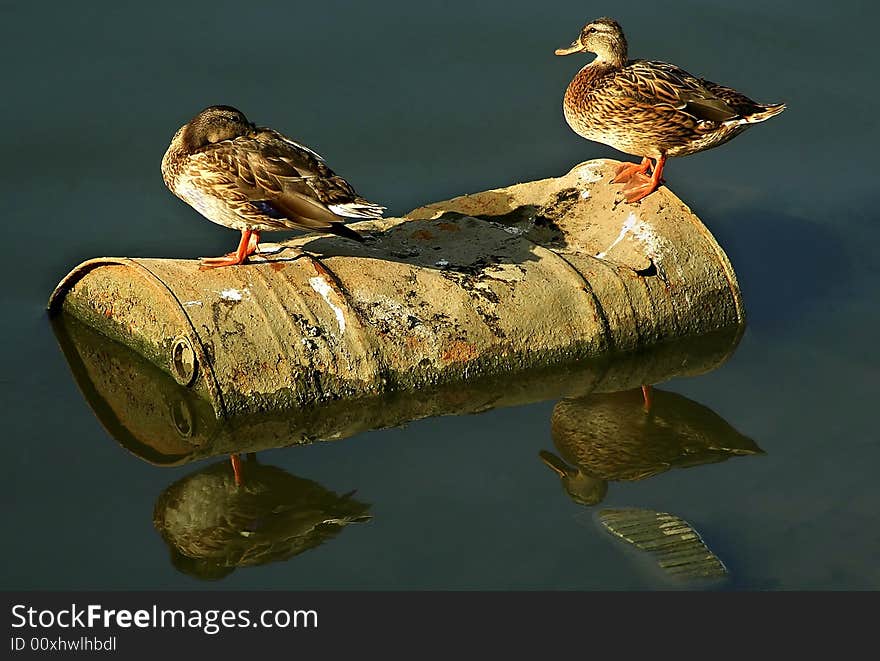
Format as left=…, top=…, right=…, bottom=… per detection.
left=539, top=450, right=572, bottom=477
left=555, top=41, right=583, bottom=56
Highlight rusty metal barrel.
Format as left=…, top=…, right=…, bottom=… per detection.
left=49, top=160, right=744, bottom=417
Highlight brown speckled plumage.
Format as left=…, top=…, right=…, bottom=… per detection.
left=556, top=18, right=785, bottom=201
left=162, top=106, right=384, bottom=265
left=153, top=458, right=371, bottom=580
left=539, top=388, right=763, bottom=506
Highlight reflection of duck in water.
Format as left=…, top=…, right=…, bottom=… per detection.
left=153, top=456, right=371, bottom=580
left=540, top=387, right=762, bottom=505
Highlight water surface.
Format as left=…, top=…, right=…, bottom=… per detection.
left=2, top=0, right=878, bottom=589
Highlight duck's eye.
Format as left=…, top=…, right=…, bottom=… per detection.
left=585, top=27, right=596, bottom=35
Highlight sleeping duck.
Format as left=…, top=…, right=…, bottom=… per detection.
left=162, top=105, right=384, bottom=267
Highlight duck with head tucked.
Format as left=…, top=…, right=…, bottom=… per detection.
left=162, top=105, right=384, bottom=267
left=556, top=18, right=785, bottom=203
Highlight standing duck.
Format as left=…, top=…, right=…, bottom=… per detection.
left=556, top=18, right=785, bottom=202
left=162, top=105, right=384, bottom=267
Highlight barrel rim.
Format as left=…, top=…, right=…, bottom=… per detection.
left=47, top=257, right=227, bottom=418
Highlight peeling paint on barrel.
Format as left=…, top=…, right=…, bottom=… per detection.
left=308, top=276, right=347, bottom=334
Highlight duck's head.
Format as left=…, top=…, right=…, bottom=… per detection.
left=176, top=105, right=254, bottom=153
left=555, top=18, right=627, bottom=66
left=539, top=450, right=608, bottom=506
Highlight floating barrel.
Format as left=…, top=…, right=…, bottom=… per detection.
left=49, top=160, right=744, bottom=418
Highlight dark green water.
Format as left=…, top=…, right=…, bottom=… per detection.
left=2, top=0, right=878, bottom=589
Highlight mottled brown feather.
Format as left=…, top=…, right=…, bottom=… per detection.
left=185, top=129, right=374, bottom=232
left=559, top=20, right=785, bottom=160
left=163, top=107, right=384, bottom=239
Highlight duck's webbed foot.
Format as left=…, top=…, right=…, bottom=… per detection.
left=618, top=155, right=667, bottom=204
left=199, top=229, right=261, bottom=269
left=621, top=177, right=658, bottom=203
left=612, top=157, right=652, bottom=184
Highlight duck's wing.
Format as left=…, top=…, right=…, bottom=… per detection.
left=607, top=60, right=759, bottom=125
left=188, top=129, right=384, bottom=234
left=252, top=130, right=385, bottom=218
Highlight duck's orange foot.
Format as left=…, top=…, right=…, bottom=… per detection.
left=617, top=155, right=667, bottom=204
left=621, top=178, right=660, bottom=203
left=612, top=157, right=651, bottom=184
left=197, top=229, right=261, bottom=269
left=199, top=255, right=248, bottom=269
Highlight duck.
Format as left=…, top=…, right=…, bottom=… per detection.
left=153, top=457, right=372, bottom=580
left=162, top=105, right=384, bottom=267
left=555, top=18, right=785, bottom=202
left=539, top=387, right=763, bottom=505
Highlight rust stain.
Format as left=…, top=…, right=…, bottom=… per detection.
left=411, top=229, right=435, bottom=241
left=442, top=340, right=479, bottom=363
left=437, top=222, right=461, bottom=232
left=269, top=262, right=286, bottom=272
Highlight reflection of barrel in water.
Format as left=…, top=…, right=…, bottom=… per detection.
left=53, top=305, right=745, bottom=467
left=153, top=457, right=371, bottom=580
left=540, top=388, right=763, bottom=505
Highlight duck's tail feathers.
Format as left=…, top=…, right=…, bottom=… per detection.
left=325, top=221, right=367, bottom=243
left=743, top=102, right=786, bottom=124
left=329, top=199, right=386, bottom=220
